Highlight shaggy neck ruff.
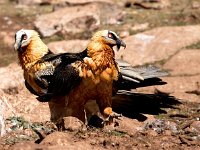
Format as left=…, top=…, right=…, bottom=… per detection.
left=87, top=38, right=115, bottom=70
left=18, top=36, right=49, bottom=70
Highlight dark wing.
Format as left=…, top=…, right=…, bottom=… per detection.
left=38, top=49, right=87, bottom=64
left=37, top=59, right=82, bottom=102
left=44, top=50, right=87, bottom=95
left=25, top=80, right=41, bottom=96
left=32, top=49, right=87, bottom=100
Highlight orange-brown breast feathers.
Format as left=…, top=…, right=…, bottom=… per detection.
left=85, top=31, right=119, bottom=83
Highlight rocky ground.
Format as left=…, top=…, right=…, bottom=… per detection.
left=0, top=0, right=200, bottom=149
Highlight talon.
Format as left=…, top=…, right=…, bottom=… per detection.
left=103, top=112, right=122, bottom=125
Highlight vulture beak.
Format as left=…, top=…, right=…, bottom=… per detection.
left=116, top=39, right=126, bottom=50
left=14, top=38, right=23, bottom=52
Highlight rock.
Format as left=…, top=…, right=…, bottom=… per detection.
left=61, top=117, right=84, bottom=131
left=0, top=63, right=50, bottom=123
left=143, top=119, right=178, bottom=134
left=0, top=63, right=50, bottom=122
left=147, top=130, right=158, bottom=136
left=0, top=88, right=50, bottom=123
left=191, top=121, right=200, bottom=132
left=10, top=141, right=95, bottom=150
left=41, top=131, right=72, bottom=145
left=163, top=49, right=200, bottom=75
left=120, top=31, right=130, bottom=38
left=35, top=2, right=122, bottom=38
left=15, top=0, right=43, bottom=5
left=47, top=40, right=88, bottom=53
left=131, top=23, right=149, bottom=31
left=0, top=63, right=23, bottom=90
left=9, top=142, right=44, bottom=150
left=136, top=75, right=200, bottom=103
left=34, top=4, right=100, bottom=37
left=0, top=25, right=20, bottom=47
left=127, top=0, right=170, bottom=9
left=136, top=76, right=199, bottom=94
left=104, top=116, right=141, bottom=136
left=16, top=0, right=113, bottom=6
left=0, top=97, right=6, bottom=137
left=52, top=0, right=115, bottom=14
left=116, top=25, right=200, bottom=66
left=41, top=131, right=99, bottom=149
left=0, top=0, right=5, bottom=4
left=53, top=0, right=113, bottom=6
left=144, top=76, right=200, bottom=93
left=172, top=92, right=200, bottom=103
left=192, top=1, right=200, bottom=9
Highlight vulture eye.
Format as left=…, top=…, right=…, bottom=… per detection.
left=108, top=33, right=113, bottom=38
left=22, top=34, right=27, bottom=40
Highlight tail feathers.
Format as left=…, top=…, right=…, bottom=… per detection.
left=117, top=60, right=168, bottom=90
left=117, top=60, right=168, bottom=81
left=121, top=75, right=141, bottom=83
left=120, top=68, right=144, bottom=81
left=127, top=65, right=168, bottom=79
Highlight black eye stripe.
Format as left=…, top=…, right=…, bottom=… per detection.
left=14, top=34, right=17, bottom=42
left=21, top=34, right=27, bottom=41
left=108, top=31, right=117, bottom=40
left=19, top=34, right=26, bottom=44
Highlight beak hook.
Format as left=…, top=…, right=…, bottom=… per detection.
left=116, top=39, right=126, bottom=51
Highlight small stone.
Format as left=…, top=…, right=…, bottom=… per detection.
left=61, top=117, right=84, bottom=132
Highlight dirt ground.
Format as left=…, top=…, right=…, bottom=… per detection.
left=0, top=0, right=200, bottom=149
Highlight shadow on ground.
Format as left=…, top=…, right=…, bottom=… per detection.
left=112, top=90, right=181, bottom=122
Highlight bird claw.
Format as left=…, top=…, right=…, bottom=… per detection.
left=102, top=112, right=122, bottom=125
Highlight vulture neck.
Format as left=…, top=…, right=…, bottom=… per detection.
left=18, top=37, right=49, bottom=70
left=87, top=41, right=116, bottom=69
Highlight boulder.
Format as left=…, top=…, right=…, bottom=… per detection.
left=136, top=75, right=200, bottom=103
left=16, top=0, right=113, bottom=6
left=47, top=40, right=88, bottom=53
left=116, top=25, right=200, bottom=66
left=0, top=63, right=23, bottom=90
left=34, top=4, right=100, bottom=37
left=163, top=49, right=200, bottom=75
left=137, top=75, right=200, bottom=93
left=53, top=0, right=113, bottom=6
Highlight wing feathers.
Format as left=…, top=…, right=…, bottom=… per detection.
left=47, top=61, right=82, bottom=96
left=117, top=60, right=168, bottom=82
